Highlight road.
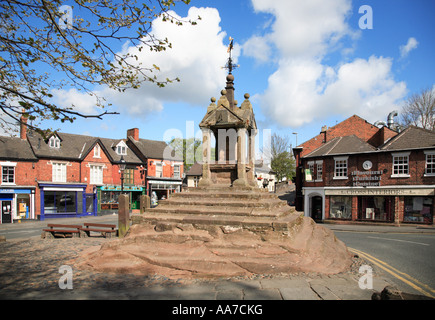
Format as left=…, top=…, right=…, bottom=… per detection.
left=327, top=224, right=435, bottom=298
left=2, top=216, right=435, bottom=298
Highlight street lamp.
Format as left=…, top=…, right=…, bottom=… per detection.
left=292, top=132, right=298, bottom=147
left=119, top=155, right=126, bottom=194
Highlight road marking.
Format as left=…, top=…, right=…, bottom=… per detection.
left=366, top=236, right=429, bottom=246
left=349, top=247, right=435, bottom=298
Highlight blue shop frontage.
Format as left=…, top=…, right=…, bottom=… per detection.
left=39, top=183, right=97, bottom=220
left=0, top=187, right=36, bottom=224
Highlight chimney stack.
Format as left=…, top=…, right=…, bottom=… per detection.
left=320, top=125, right=328, bottom=143
left=20, top=114, right=28, bottom=140
left=127, top=128, right=139, bottom=141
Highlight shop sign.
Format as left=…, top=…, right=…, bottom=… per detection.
left=351, top=170, right=382, bottom=187
left=101, top=185, right=143, bottom=191
left=325, top=188, right=435, bottom=196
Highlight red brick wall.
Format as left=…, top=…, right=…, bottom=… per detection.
left=303, top=150, right=435, bottom=188
left=147, top=159, right=183, bottom=178
left=298, top=115, right=398, bottom=157
left=81, top=144, right=113, bottom=193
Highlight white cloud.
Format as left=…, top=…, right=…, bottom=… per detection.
left=107, top=7, right=230, bottom=117
left=248, top=0, right=407, bottom=128
left=250, top=0, right=353, bottom=59
left=51, top=88, right=98, bottom=115
left=52, top=7, right=231, bottom=119
left=242, top=35, right=272, bottom=63
left=400, top=37, right=419, bottom=58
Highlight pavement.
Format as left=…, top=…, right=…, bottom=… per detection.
left=0, top=214, right=434, bottom=301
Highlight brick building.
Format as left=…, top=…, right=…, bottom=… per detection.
left=0, top=132, right=38, bottom=223
left=0, top=123, right=182, bottom=223
left=293, top=115, right=435, bottom=225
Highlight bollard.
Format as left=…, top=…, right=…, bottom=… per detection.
left=140, top=195, right=151, bottom=214
left=118, top=194, right=130, bottom=238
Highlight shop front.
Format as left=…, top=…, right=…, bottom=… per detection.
left=147, top=177, right=182, bottom=200
left=0, top=187, right=36, bottom=224
left=324, top=186, right=434, bottom=224
left=98, top=185, right=145, bottom=214
left=39, top=183, right=92, bottom=220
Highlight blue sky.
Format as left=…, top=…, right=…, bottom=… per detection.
left=35, top=0, right=435, bottom=157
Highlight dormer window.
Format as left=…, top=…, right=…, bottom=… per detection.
left=49, top=136, right=60, bottom=149
left=116, top=141, right=127, bottom=155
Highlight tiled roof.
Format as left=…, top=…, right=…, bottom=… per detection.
left=304, top=135, right=376, bottom=158
left=380, top=126, right=435, bottom=151
left=128, top=137, right=183, bottom=161
left=27, top=131, right=96, bottom=160
left=0, top=136, right=37, bottom=161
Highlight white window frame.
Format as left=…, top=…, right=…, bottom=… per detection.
left=1, top=162, right=16, bottom=185
left=173, top=164, right=181, bottom=178
left=306, top=161, right=314, bottom=182
left=333, top=156, right=348, bottom=180
left=90, top=164, right=104, bottom=185
left=391, top=152, right=410, bottom=178
left=94, top=144, right=101, bottom=158
left=424, top=150, right=435, bottom=177
left=316, top=160, right=323, bottom=182
left=49, top=136, right=60, bottom=149
left=116, top=141, right=127, bottom=155
left=52, top=162, right=67, bottom=182
left=155, top=162, right=163, bottom=178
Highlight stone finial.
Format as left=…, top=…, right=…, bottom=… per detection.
left=240, top=93, right=252, bottom=111
left=217, top=90, right=230, bottom=109
left=207, top=97, right=217, bottom=113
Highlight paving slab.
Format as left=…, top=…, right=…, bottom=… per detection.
left=243, top=288, right=283, bottom=300
left=280, top=287, right=321, bottom=300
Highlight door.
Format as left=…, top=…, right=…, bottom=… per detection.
left=1, top=201, right=12, bottom=224
left=311, top=196, right=323, bottom=221
left=84, top=193, right=96, bottom=216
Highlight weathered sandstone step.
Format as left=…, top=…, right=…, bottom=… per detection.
left=131, top=211, right=300, bottom=232
left=158, top=198, right=286, bottom=209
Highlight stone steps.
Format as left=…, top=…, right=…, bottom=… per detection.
left=132, top=211, right=300, bottom=233
left=158, top=198, right=287, bottom=209
left=133, top=187, right=297, bottom=234
left=150, top=205, right=287, bottom=218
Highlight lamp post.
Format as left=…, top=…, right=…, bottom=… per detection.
left=292, top=132, right=298, bottom=147
left=119, top=155, right=126, bottom=194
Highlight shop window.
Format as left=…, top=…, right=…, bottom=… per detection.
left=334, top=157, right=348, bottom=179
left=392, top=152, right=410, bottom=177
left=329, top=196, right=352, bottom=219
left=44, top=191, right=79, bottom=214
left=100, top=191, right=121, bottom=211
left=358, top=196, right=394, bottom=222
left=1, top=166, right=15, bottom=184
left=404, top=197, right=433, bottom=224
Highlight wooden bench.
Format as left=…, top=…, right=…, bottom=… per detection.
left=42, top=224, right=82, bottom=239
left=80, top=223, right=117, bottom=238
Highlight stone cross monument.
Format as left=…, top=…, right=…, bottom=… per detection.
left=198, top=38, right=257, bottom=188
